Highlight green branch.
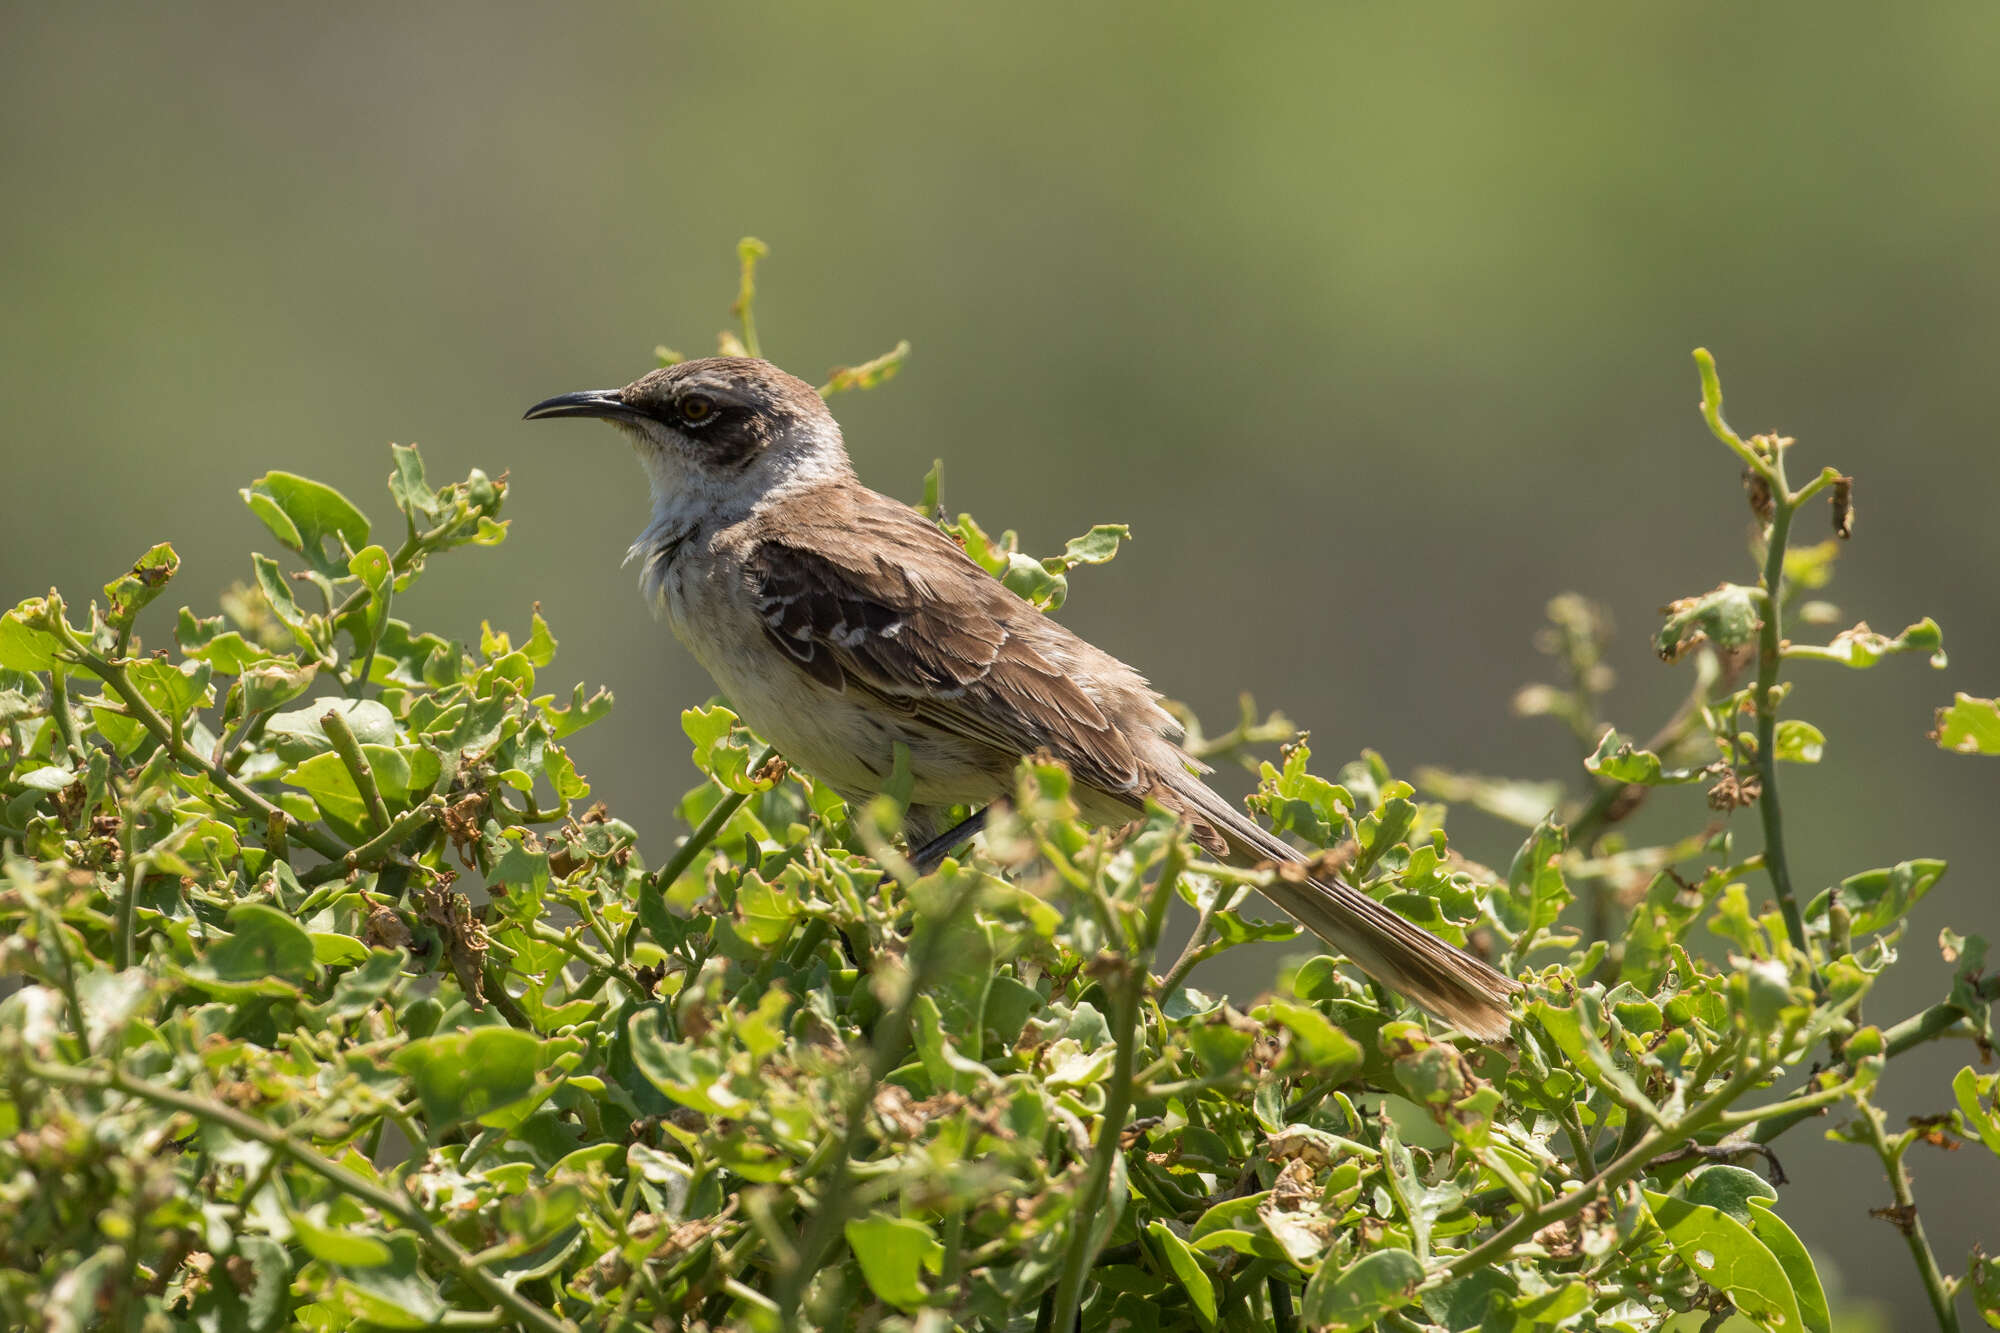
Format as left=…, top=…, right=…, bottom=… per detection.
left=1694, top=349, right=1810, bottom=960
left=1854, top=1096, right=1960, bottom=1332
left=1752, top=972, right=2000, bottom=1143
left=1444, top=1052, right=1767, bottom=1282
left=625, top=747, right=775, bottom=954
left=69, top=644, right=346, bottom=863
left=296, top=795, right=444, bottom=887
left=321, top=706, right=391, bottom=833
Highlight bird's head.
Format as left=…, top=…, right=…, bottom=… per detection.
left=525, top=356, right=851, bottom=519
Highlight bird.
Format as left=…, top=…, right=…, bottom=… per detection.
left=526, top=357, right=1519, bottom=1040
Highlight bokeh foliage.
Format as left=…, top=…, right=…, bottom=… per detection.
left=2, top=263, right=1997, bottom=1331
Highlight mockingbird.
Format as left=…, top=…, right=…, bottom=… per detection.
left=526, top=358, right=1518, bottom=1039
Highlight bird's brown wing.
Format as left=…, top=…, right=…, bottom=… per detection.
left=744, top=489, right=1147, bottom=796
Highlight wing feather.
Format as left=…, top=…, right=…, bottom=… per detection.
left=745, top=491, right=1145, bottom=795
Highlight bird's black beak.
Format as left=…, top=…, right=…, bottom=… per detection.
left=522, top=389, right=642, bottom=423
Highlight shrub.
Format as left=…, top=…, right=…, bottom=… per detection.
left=2, top=245, right=1996, bottom=1331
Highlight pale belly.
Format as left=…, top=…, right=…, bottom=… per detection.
left=662, top=565, right=1010, bottom=806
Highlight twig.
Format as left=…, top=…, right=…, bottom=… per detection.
left=48, top=667, right=86, bottom=765
left=321, top=707, right=391, bottom=834
left=1048, top=845, right=1182, bottom=1333
left=21, top=875, right=92, bottom=1057
left=1047, top=951, right=1147, bottom=1333
left=1157, top=880, right=1249, bottom=996
left=1854, top=1097, right=1960, bottom=1332
left=669, top=760, right=771, bottom=886
left=1752, top=972, right=2000, bottom=1143
left=297, top=795, right=445, bottom=887
left=1693, top=349, right=1809, bottom=960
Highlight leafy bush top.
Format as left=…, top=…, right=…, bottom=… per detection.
left=3, top=247, right=1997, bottom=1332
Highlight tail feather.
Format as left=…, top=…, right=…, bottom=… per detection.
left=1158, top=775, right=1519, bottom=1042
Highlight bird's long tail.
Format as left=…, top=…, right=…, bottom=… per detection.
left=1157, top=773, right=1518, bottom=1042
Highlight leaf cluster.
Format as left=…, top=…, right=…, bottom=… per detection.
left=1, top=252, right=1996, bottom=1332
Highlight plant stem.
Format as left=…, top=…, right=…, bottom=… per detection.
left=48, top=667, right=86, bottom=764
left=22, top=876, right=92, bottom=1057
left=1158, top=880, right=1248, bottom=996
left=624, top=749, right=774, bottom=952
left=296, top=795, right=444, bottom=886
left=1752, top=972, right=2000, bottom=1143
left=321, top=706, right=391, bottom=833
left=1047, top=952, right=1145, bottom=1333
left=1749, top=497, right=1809, bottom=958
left=27, top=1060, right=577, bottom=1333
left=116, top=818, right=144, bottom=971
left=1693, top=350, right=1810, bottom=960
left=519, top=916, right=643, bottom=1001
left=1855, top=1098, right=1960, bottom=1332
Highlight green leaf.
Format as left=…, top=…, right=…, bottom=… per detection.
left=1644, top=1189, right=1805, bottom=1331
left=1381, top=1117, right=1462, bottom=1263
left=1257, top=1001, right=1364, bottom=1078
left=289, top=1211, right=394, bottom=1267
left=1745, top=1199, right=1833, bottom=1333
left=1421, top=1270, right=1518, bottom=1331
left=177, top=615, right=267, bottom=674
left=1187, top=1020, right=1256, bottom=1074
left=628, top=1009, right=743, bottom=1115
left=388, top=443, right=439, bottom=521
left=1657, top=583, right=1761, bottom=662
left=241, top=471, right=372, bottom=572
left=393, top=1027, right=544, bottom=1128
left=268, top=697, right=397, bottom=762
left=310, top=932, right=372, bottom=966
left=1000, top=551, right=1066, bottom=611
left=1146, top=1221, right=1217, bottom=1327
left=285, top=744, right=433, bottom=828
left=101, top=542, right=179, bottom=637
left=1773, top=719, right=1826, bottom=763
left=251, top=554, right=313, bottom=646
left=1679, top=1164, right=1777, bottom=1221
left=1935, top=693, right=2000, bottom=756
left=0, top=597, right=68, bottom=671
left=820, top=339, right=912, bottom=396
left=1415, top=768, right=1564, bottom=828
left=1969, top=1248, right=2000, bottom=1330
left=1058, top=523, right=1131, bottom=567
left=204, top=903, right=318, bottom=985
left=1803, top=858, right=1947, bottom=935
left=125, top=658, right=212, bottom=722
left=1955, top=1066, right=2000, bottom=1156
left=1500, top=815, right=1571, bottom=938
left=1792, top=617, right=1945, bottom=669
left=239, top=659, right=317, bottom=715
left=684, top=703, right=759, bottom=792
left=1211, top=910, right=1300, bottom=946
left=543, top=683, right=613, bottom=739
left=1302, top=1248, right=1423, bottom=1331
left=326, top=1232, right=444, bottom=1328
left=1584, top=728, right=1706, bottom=784
left=843, top=1214, right=941, bottom=1311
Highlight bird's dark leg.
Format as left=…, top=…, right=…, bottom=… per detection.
left=909, top=805, right=990, bottom=874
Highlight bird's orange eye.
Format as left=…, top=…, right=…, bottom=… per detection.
left=679, top=395, right=714, bottom=424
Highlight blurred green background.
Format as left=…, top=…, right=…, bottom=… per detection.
left=3, top=2, right=1995, bottom=1317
